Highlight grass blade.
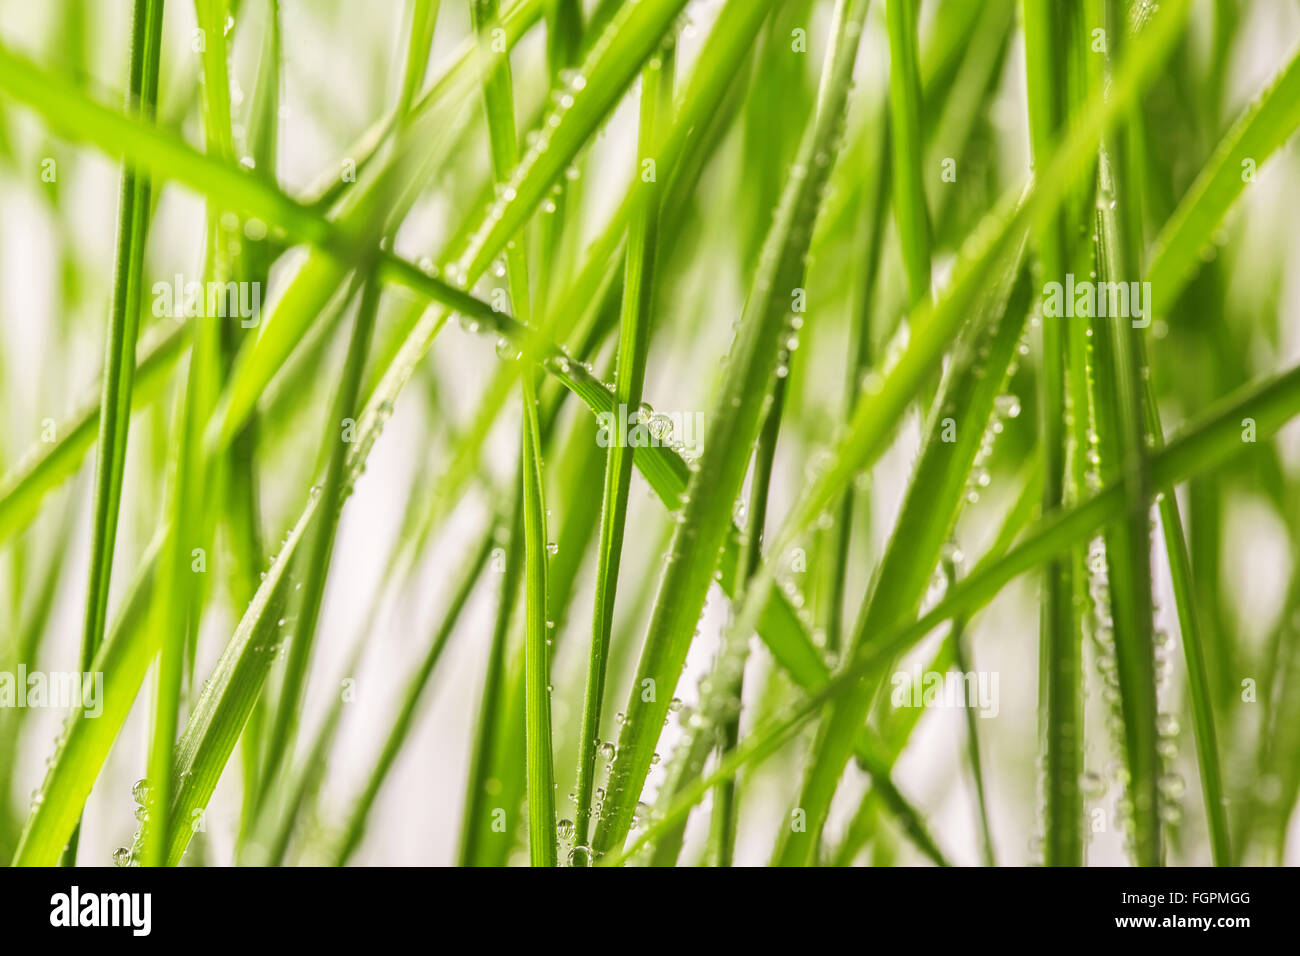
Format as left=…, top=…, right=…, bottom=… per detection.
left=885, top=0, right=931, bottom=305
left=572, top=46, right=673, bottom=866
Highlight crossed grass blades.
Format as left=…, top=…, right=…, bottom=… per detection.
left=0, top=0, right=1298, bottom=866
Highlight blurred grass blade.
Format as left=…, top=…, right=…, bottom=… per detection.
left=333, top=527, right=493, bottom=865
left=258, top=278, right=382, bottom=810
left=0, top=323, right=184, bottom=548
left=1147, top=42, right=1300, bottom=315
left=885, top=0, right=931, bottom=305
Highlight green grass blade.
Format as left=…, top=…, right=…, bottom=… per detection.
left=12, top=533, right=162, bottom=866
left=1022, top=0, right=1084, bottom=867
left=458, top=499, right=523, bottom=865
left=572, top=47, right=672, bottom=866
left=62, top=0, right=164, bottom=866
left=1090, top=30, right=1160, bottom=863
left=76, top=0, right=164, bottom=675
left=520, top=381, right=555, bottom=866
left=1135, top=332, right=1231, bottom=864
left=0, top=322, right=186, bottom=548
left=885, top=0, right=931, bottom=305
left=1146, top=42, right=1300, bottom=316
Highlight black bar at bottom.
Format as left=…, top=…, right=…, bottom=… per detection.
left=0, top=865, right=1279, bottom=942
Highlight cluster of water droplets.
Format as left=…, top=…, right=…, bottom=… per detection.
left=112, top=777, right=153, bottom=867
left=1082, top=504, right=1186, bottom=854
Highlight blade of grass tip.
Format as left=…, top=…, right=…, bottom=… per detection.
left=140, top=0, right=238, bottom=868
left=572, top=46, right=673, bottom=868
left=63, top=0, right=164, bottom=867
left=458, top=496, right=522, bottom=866
left=885, top=0, right=932, bottom=307
left=592, top=0, right=871, bottom=859
left=398, top=0, right=442, bottom=118
left=1023, top=0, right=1085, bottom=868
left=256, top=275, right=383, bottom=811
left=332, top=526, right=494, bottom=865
